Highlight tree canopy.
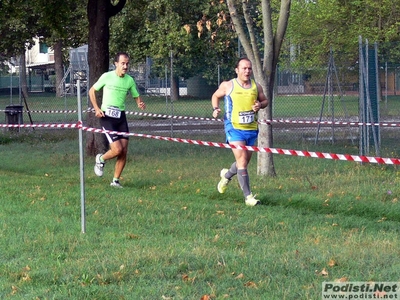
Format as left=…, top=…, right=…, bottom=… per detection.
left=109, top=0, right=239, bottom=85
left=286, top=0, right=400, bottom=69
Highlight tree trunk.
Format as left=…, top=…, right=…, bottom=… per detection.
left=19, top=53, right=28, bottom=101
left=86, top=0, right=126, bottom=156
left=257, top=98, right=276, bottom=176
left=53, top=40, right=64, bottom=97
left=256, top=72, right=276, bottom=176
left=170, top=75, right=179, bottom=101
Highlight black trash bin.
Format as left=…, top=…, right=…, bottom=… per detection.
left=5, top=105, right=24, bottom=131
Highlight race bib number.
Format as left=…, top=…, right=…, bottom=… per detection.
left=105, top=106, right=121, bottom=118
left=239, top=111, right=255, bottom=124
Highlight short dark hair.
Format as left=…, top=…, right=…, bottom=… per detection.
left=235, top=57, right=251, bottom=68
left=114, top=52, right=130, bottom=63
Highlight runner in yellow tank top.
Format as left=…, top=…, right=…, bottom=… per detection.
left=211, top=58, right=268, bottom=206
left=225, top=78, right=259, bottom=131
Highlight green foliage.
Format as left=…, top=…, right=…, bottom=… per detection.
left=0, top=0, right=39, bottom=57
left=0, top=0, right=87, bottom=63
left=286, top=0, right=400, bottom=69
left=35, top=0, right=88, bottom=49
left=109, top=0, right=238, bottom=83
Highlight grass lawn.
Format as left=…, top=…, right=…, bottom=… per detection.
left=1, top=130, right=400, bottom=299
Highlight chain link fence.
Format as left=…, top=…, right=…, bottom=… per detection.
left=1, top=44, right=400, bottom=159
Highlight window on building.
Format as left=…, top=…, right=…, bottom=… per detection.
left=39, top=43, right=48, bottom=53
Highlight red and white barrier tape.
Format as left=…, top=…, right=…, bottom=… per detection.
left=0, top=109, right=80, bottom=114
left=0, top=123, right=79, bottom=129
left=257, top=118, right=400, bottom=127
left=2, top=108, right=400, bottom=127
left=79, top=124, right=400, bottom=165
left=2, top=121, right=399, bottom=165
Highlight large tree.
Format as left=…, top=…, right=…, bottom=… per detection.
left=1, top=0, right=87, bottom=101
left=0, top=0, right=40, bottom=98
left=86, top=0, right=126, bottom=156
left=34, top=0, right=87, bottom=97
left=110, top=0, right=239, bottom=99
left=226, top=0, right=291, bottom=176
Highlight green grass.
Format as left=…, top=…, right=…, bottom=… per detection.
left=1, top=130, right=400, bottom=299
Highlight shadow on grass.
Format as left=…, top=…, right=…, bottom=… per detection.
left=262, top=192, right=400, bottom=230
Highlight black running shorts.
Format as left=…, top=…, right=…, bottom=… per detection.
left=100, top=111, right=129, bottom=144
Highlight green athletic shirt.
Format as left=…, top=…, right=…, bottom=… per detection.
left=93, top=70, right=140, bottom=111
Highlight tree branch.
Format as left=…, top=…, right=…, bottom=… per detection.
left=261, top=0, right=274, bottom=76
left=274, top=0, right=291, bottom=65
left=242, top=0, right=262, bottom=73
left=109, top=0, right=127, bottom=17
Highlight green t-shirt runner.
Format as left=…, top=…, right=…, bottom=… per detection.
left=89, top=52, right=146, bottom=188
left=92, top=70, right=140, bottom=111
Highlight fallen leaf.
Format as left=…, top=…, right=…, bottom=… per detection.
left=113, top=271, right=122, bottom=280
left=200, top=295, right=211, bottom=300
left=127, top=233, right=139, bottom=239
left=22, top=273, right=31, bottom=281
left=335, top=277, right=348, bottom=282
left=320, top=268, right=329, bottom=276
left=217, top=260, right=225, bottom=266
left=182, top=274, right=189, bottom=281
left=181, top=273, right=195, bottom=283
left=235, top=273, right=244, bottom=279
left=328, top=259, right=337, bottom=267
left=244, top=281, right=257, bottom=288
left=11, top=285, right=18, bottom=295
left=22, top=265, right=31, bottom=271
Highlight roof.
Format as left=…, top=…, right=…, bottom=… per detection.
left=26, top=61, right=55, bottom=69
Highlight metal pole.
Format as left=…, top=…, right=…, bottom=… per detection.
left=385, top=62, right=388, bottom=109
left=170, top=51, right=174, bottom=137
left=77, top=80, right=86, bottom=233
left=10, top=71, right=12, bottom=104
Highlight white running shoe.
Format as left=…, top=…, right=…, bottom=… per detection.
left=94, top=154, right=105, bottom=177
left=217, top=168, right=230, bottom=193
left=245, top=194, right=261, bottom=206
left=110, top=180, right=123, bottom=188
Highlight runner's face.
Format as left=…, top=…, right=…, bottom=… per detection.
left=235, top=60, right=252, bottom=83
left=115, top=55, right=129, bottom=76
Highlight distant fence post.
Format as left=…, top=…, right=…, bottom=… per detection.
left=359, top=37, right=380, bottom=157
